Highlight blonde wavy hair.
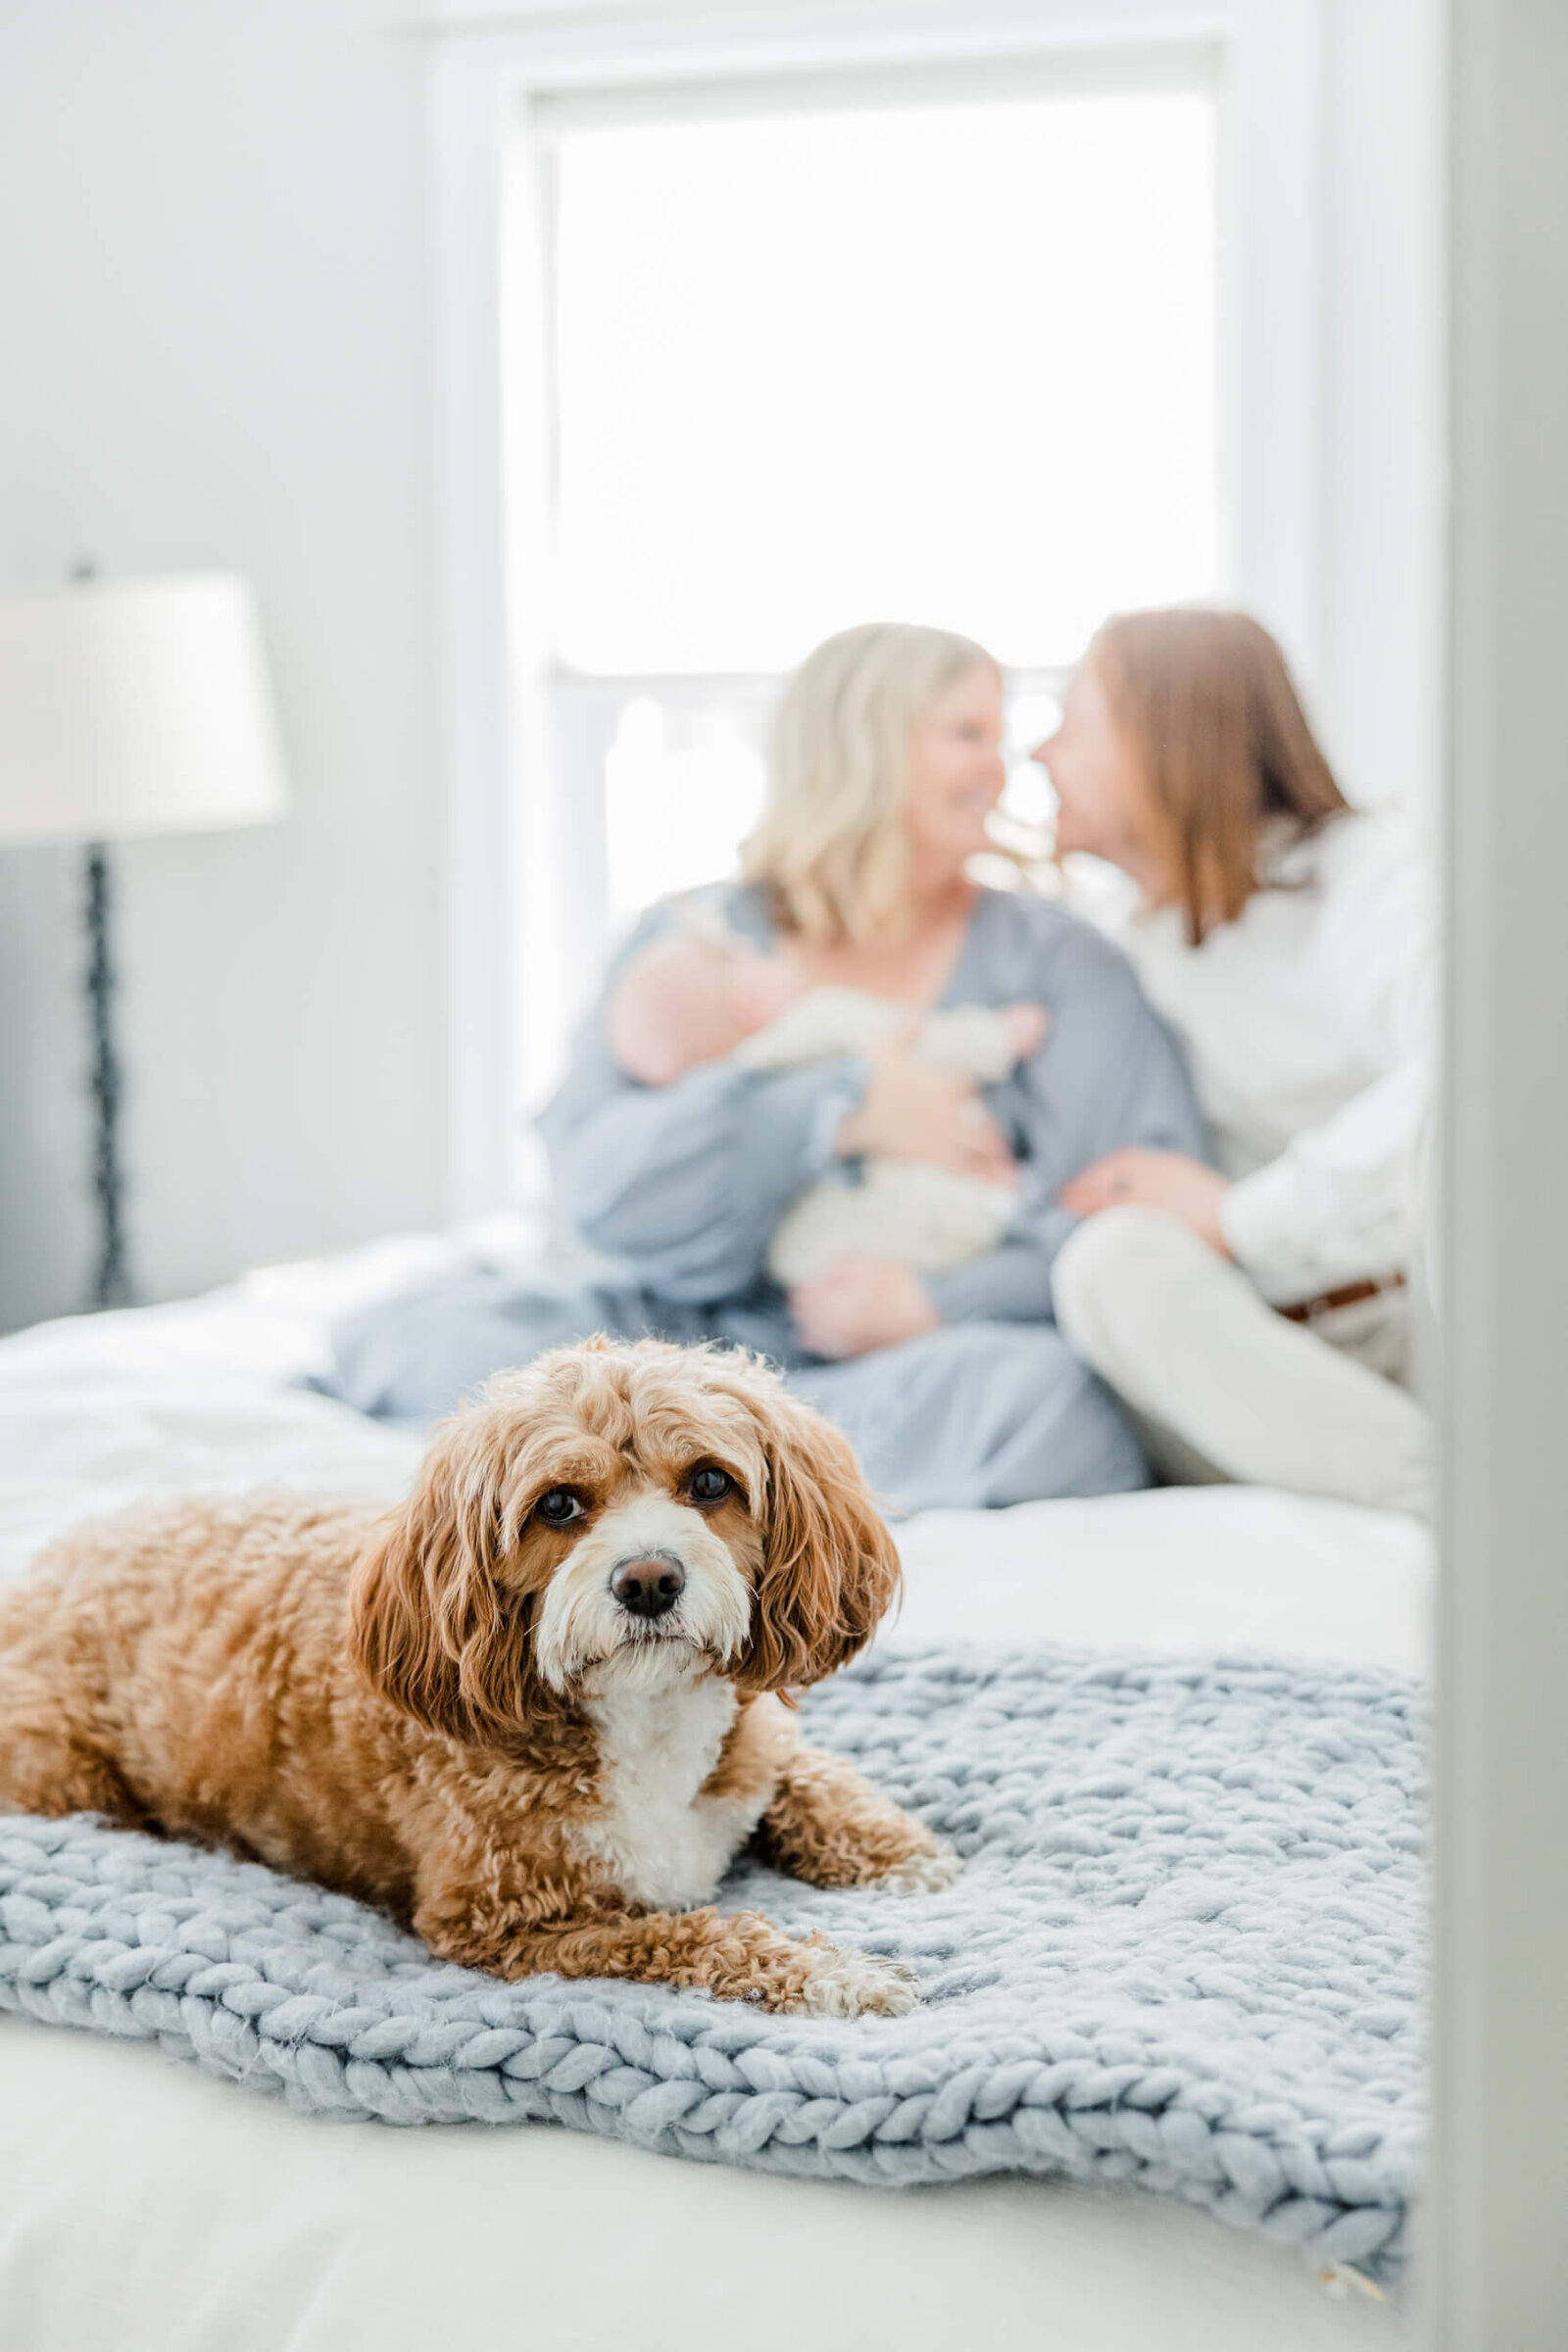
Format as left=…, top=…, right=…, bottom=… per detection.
left=740, top=622, right=1001, bottom=944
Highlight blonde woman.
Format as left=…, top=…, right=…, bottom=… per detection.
left=1042, top=608, right=1434, bottom=1515
left=323, top=622, right=1206, bottom=1511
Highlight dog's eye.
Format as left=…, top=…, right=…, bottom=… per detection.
left=689, top=1466, right=732, bottom=1504
left=535, top=1488, right=585, bottom=1525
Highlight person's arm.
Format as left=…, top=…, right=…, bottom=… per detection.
left=1218, top=838, right=1435, bottom=1298
left=538, top=907, right=869, bottom=1301
left=1055, top=824, right=1435, bottom=1298
left=1219, top=1007, right=1431, bottom=1296
left=922, top=924, right=1210, bottom=1327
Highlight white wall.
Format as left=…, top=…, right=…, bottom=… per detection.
left=1317, top=0, right=1446, bottom=824
left=0, top=0, right=444, bottom=1330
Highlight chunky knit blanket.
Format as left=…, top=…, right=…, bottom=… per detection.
left=0, top=1645, right=1424, bottom=2272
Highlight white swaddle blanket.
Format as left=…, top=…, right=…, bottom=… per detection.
left=730, top=988, right=1027, bottom=1285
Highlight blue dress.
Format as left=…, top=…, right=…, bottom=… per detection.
left=322, top=884, right=1209, bottom=1511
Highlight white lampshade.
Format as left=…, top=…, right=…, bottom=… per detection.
left=0, top=573, right=290, bottom=846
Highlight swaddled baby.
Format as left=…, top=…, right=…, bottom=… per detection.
left=608, top=920, right=1048, bottom=1286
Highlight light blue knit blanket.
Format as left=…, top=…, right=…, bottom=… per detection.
left=0, top=1645, right=1424, bottom=2272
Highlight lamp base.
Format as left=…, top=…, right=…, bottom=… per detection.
left=85, top=843, right=131, bottom=1311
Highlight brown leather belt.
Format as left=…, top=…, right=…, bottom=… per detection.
left=1277, top=1272, right=1407, bottom=1324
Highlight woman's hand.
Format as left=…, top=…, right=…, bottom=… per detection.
left=1059, top=1149, right=1233, bottom=1255
left=789, top=1257, right=942, bottom=1360
left=837, top=1052, right=1016, bottom=1185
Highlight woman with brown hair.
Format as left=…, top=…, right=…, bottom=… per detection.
left=320, top=622, right=1207, bottom=1510
left=1039, top=607, right=1434, bottom=1515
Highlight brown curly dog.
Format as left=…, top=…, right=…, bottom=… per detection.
left=0, top=1339, right=957, bottom=2015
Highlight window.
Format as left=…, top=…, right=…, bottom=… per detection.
left=521, top=60, right=1221, bottom=1097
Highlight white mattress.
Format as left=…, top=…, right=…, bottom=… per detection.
left=0, top=1235, right=1425, bottom=2351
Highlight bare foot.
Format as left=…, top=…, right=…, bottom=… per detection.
left=1000, top=1002, right=1051, bottom=1062
left=732, top=950, right=810, bottom=1031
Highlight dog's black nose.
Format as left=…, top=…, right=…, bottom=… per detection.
left=610, top=1555, right=686, bottom=1620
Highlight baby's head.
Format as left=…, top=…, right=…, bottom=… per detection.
left=608, top=928, right=803, bottom=1086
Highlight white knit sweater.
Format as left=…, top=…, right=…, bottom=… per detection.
left=1086, top=812, right=1435, bottom=1303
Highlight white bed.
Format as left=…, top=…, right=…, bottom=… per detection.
left=0, top=1234, right=1425, bottom=2352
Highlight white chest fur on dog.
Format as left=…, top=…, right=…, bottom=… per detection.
left=574, top=1668, right=773, bottom=1913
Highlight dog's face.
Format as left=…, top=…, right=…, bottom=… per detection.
left=350, top=1340, right=901, bottom=1746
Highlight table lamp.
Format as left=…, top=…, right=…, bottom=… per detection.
left=0, top=572, right=291, bottom=1308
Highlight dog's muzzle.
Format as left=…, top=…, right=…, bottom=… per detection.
left=610, top=1549, right=687, bottom=1623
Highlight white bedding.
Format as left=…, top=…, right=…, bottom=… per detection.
left=0, top=1235, right=1425, bottom=2351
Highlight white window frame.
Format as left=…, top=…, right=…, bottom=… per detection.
left=524, top=46, right=1226, bottom=1114
left=424, top=0, right=1322, bottom=1217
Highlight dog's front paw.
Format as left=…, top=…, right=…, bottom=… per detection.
left=876, top=1842, right=961, bottom=1895
left=795, top=1944, right=919, bottom=2020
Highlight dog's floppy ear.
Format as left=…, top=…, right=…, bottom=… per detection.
left=717, top=1363, right=902, bottom=1693
left=349, top=1403, right=534, bottom=1747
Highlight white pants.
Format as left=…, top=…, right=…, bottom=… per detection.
left=1052, top=1206, right=1433, bottom=1517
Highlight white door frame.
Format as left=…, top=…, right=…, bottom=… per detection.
left=421, top=0, right=1322, bottom=1218
left=1427, top=0, right=1568, bottom=2338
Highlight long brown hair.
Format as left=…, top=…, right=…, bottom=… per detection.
left=1090, top=608, right=1349, bottom=946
